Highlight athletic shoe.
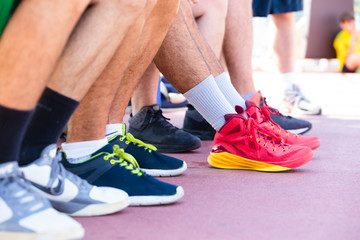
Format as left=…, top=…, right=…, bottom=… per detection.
left=249, top=91, right=313, bottom=134
left=0, top=162, right=84, bottom=239
left=283, top=84, right=322, bottom=115
left=183, top=104, right=216, bottom=140
left=128, top=104, right=201, bottom=153
left=208, top=106, right=313, bottom=172
left=160, top=77, right=188, bottom=109
left=108, top=124, right=187, bottom=177
left=21, top=144, right=129, bottom=217
left=245, top=101, right=320, bottom=150
left=61, top=143, right=184, bottom=206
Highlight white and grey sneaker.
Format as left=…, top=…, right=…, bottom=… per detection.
left=0, top=161, right=84, bottom=240
left=21, top=144, right=129, bottom=217
left=283, top=85, right=322, bottom=115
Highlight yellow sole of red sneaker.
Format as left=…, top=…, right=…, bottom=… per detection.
left=207, top=152, right=293, bottom=172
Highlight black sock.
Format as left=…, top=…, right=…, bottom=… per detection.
left=19, top=87, right=79, bottom=166
left=0, top=105, right=33, bottom=165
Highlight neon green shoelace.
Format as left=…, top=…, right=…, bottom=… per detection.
left=120, top=133, right=157, bottom=152
left=103, top=145, right=142, bottom=176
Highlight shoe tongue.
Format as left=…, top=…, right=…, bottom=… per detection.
left=245, top=101, right=264, bottom=124
left=248, top=91, right=262, bottom=107
left=225, top=105, right=248, bottom=122
left=151, top=104, right=160, bottom=111
left=96, top=143, right=115, bottom=155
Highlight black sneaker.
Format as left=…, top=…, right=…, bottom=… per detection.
left=128, top=105, right=201, bottom=153
left=182, top=104, right=216, bottom=140
left=283, top=84, right=322, bottom=115
left=61, top=144, right=184, bottom=206
left=250, top=91, right=312, bottom=135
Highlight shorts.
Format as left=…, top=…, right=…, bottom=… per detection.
left=253, top=0, right=303, bottom=17
left=342, top=64, right=355, bottom=73
left=0, top=0, right=21, bottom=37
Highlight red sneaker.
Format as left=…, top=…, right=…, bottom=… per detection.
left=208, top=106, right=313, bottom=172
left=245, top=100, right=320, bottom=150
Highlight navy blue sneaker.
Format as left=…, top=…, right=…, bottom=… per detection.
left=182, top=104, right=216, bottom=140
left=61, top=144, right=184, bottom=206
left=128, top=104, right=201, bottom=153
left=108, top=125, right=187, bottom=177
left=250, top=91, right=312, bottom=135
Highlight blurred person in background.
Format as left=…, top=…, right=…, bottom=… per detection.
left=333, top=12, right=360, bottom=73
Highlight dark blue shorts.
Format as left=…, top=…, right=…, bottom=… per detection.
left=253, top=0, right=303, bottom=17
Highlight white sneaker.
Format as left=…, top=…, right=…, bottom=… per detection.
left=21, top=144, right=129, bottom=217
left=283, top=85, right=322, bottom=115
left=0, top=161, right=84, bottom=240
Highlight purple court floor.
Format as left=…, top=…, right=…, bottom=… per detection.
left=75, top=72, right=360, bottom=240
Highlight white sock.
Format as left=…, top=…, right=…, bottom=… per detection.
left=282, top=72, right=296, bottom=91
left=62, top=137, right=108, bottom=163
left=106, top=123, right=124, bottom=140
left=183, top=75, right=236, bottom=130
left=214, top=72, right=246, bottom=108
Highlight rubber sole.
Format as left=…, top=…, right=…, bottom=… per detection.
left=207, top=151, right=313, bottom=172
left=129, top=186, right=184, bottom=206
left=142, top=162, right=187, bottom=177
left=69, top=198, right=130, bottom=217
left=287, top=127, right=311, bottom=135
left=0, top=227, right=84, bottom=240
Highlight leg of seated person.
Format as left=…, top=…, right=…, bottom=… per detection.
left=0, top=0, right=90, bottom=238
left=20, top=0, right=145, bottom=164
left=192, top=0, right=228, bottom=58
left=154, top=1, right=315, bottom=172
left=154, top=0, right=236, bottom=131
left=61, top=0, right=186, bottom=206
left=108, top=0, right=180, bottom=125
left=0, top=0, right=88, bottom=110
left=18, top=0, right=146, bottom=219
left=109, top=0, right=200, bottom=154
left=223, top=0, right=255, bottom=96
left=128, top=0, right=229, bottom=151
left=130, top=62, right=160, bottom=116
left=180, top=0, right=245, bottom=108
left=66, top=0, right=153, bottom=144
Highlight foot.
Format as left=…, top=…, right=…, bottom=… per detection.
left=61, top=144, right=184, bottom=206
left=129, top=104, right=201, bottom=153
left=183, top=104, right=216, bottom=140
left=250, top=91, right=313, bottom=134
left=245, top=101, right=320, bottom=150
left=21, top=145, right=129, bottom=217
left=283, top=85, right=322, bottom=115
left=160, top=77, right=188, bottom=109
left=0, top=162, right=84, bottom=239
left=208, top=106, right=313, bottom=172
left=108, top=124, right=187, bottom=177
